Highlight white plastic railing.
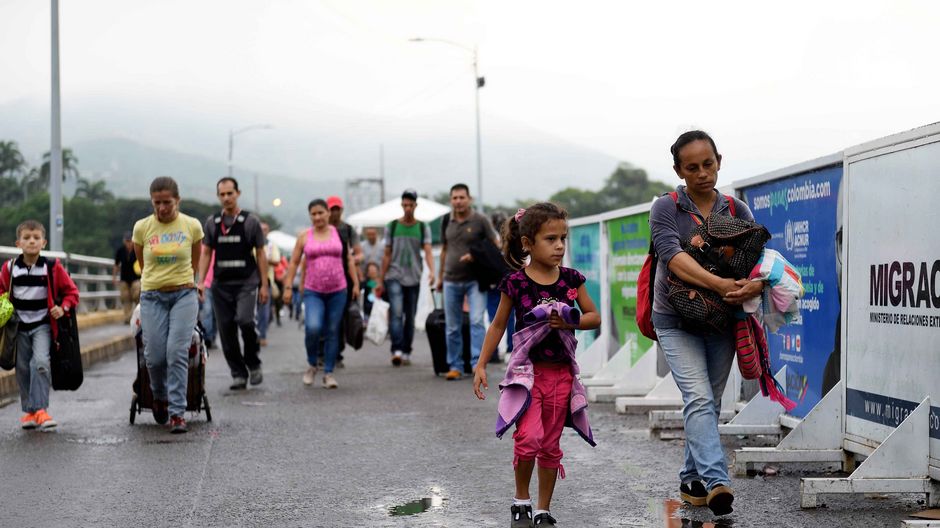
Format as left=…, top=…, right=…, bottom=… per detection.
left=0, top=245, right=118, bottom=313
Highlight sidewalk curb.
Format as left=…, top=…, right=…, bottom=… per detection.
left=76, top=310, right=126, bottom=330
left=0, top=333, right=135, bottom=403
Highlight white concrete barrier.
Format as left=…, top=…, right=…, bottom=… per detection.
left=586, top=343, right=658, bottom=402
left=575, top=333, right=608, bottom=379
left=580, top=334, right=628, bottom=386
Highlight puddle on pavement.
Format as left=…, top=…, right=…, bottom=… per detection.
left=661, top=499, right=734, bottom=528
left=240, top=401, right=267, bottom=406
left=387, top=488, right=446, bottom=517
left=65, top=436, right=127, bottom=446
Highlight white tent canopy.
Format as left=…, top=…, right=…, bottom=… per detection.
left=266, top=230, right=297, bottom=254
left=345, top=197, right=450, bottom=230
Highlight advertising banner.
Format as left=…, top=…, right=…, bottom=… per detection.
left=570, top=223, right=602, bottom=348
left=842, top=137, right=940, bottom=462
left=742, top=166, right=843, bottom=417
left=605, top=212, right=653, bottom=365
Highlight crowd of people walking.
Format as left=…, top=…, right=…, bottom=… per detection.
left=4, top=130, right=775, bottom=525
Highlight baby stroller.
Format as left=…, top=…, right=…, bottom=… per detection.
left=129, top=306, right=212, bottom=424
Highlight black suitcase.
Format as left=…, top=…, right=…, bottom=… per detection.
left=425, top=308, right=472, bottom=375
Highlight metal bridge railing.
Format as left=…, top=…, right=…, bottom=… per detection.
left=0, top=246, right=118, bottom=313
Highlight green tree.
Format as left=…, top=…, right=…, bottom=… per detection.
left=548, top=187, right=602, bottom=218
left=20, top=168, right=44, bottom=200
left=75, top=178, right=114, bottom=204
left=549, top=162, right=672, bottom=218
left=0, top=147, right=282, bottom=256
left=597, top=162, right=672, bottom=211
left=0, top=175, right=21, bottom=208
left=39, top=148, right=80, bottom=185
left=0, top=141, right=27, bottom=179
left=0, top=191, right=50, bottom=246
left=18, top=148, right=82, bottom=201
left=0, top=141, right=29, bottom=207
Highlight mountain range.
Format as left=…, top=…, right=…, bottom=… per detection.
left=0, top=96, right=621, bottom=231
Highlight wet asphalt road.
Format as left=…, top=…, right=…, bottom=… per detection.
left=0, top=320, right=928, bottom=527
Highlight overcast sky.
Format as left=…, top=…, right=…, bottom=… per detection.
left=2, top=0, right=939, bottom=186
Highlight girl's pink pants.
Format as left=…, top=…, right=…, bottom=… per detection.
left=512, top=362, right=572, bottom=477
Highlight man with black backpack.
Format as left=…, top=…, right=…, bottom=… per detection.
left=325, top=196, right=362, bottom=366
left=375, top=189, right=435, bottom=366
left=436, top=184, right=499, bottom=380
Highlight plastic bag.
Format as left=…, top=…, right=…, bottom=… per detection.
left=414, top=267, right=435, bottom=331
left=365, top=298, right=389, bottom=346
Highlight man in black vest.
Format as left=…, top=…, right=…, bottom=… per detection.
left=198, top=177, right=269, bottom=390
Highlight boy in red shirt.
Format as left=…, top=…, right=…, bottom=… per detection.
left=0, top=220, right=80, bottom=429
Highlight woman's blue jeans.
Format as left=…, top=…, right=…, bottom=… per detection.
left=303, top=289, right=347, bottom=374
left=656, top=325, right=735, bottom=491
left=140, top=288, right=198, bottom=417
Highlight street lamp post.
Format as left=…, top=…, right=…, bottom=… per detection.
left=409, top=37, right=485, bottom=212
left=227, top=124, right=272, bottom=213
left=49, top=0, right=64, bottom=251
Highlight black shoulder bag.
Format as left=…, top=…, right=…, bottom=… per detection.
left=0, top=259, right=19, bottom=370
left=48, top=258, right=83, bottom=391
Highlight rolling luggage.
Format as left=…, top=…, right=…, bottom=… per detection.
left=426, top=307, right=448, bottom=375
left=425, top=302, right=472, bottom=375
left=130, top=322, right=211, bottom=424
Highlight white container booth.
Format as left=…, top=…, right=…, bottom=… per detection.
left=795, top=123, right=940, bottom=508
left=568, top=199, right=741, bottom=416
left=567, top=204, right=662, bottom=403
left=722, top=152, right=845, bottom=448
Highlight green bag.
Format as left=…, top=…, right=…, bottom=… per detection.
left=0, top=291, right=13, bottom=328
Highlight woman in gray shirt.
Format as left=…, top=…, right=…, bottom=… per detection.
left=649, top=131, right=763, bottom=516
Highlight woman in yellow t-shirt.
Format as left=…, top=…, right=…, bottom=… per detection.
left=132, top=176, right=204, bottom=434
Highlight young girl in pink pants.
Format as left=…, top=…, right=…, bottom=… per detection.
left=474, top=202, right=601, bottom=527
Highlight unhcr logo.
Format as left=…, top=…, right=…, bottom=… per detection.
left=784, top=219, right=810, bottom=253
left=785, top=220, right=794, bottom=251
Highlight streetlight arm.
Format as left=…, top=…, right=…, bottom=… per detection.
left=232, top=124, right=273, bottom=137
left=410, top=36, right=484, bottom=212
left=409, top=37, right=476, bottom=56
left=227, top=123, right=273, bottom=188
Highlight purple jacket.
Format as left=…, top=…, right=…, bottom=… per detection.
left=496, top=301, right=596, bottom=446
